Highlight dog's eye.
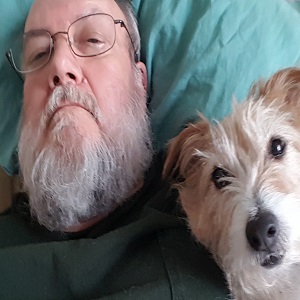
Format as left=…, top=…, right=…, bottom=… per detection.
left=212, top=167, right=232, bottom=189
left=270, top=138, right=286, bottom=158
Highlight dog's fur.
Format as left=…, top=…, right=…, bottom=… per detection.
left=164, top=68, right=300, bottom=300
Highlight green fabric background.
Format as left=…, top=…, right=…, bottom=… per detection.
left=132, top=0, right=300, bottom=148
left=0, top=214, right=228, bottom=299
left=0, top=156, right=229, bottom=299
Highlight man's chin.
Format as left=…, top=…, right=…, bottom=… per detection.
left=49, top=109, right=101, bottom=140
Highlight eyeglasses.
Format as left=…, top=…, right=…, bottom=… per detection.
left=6, top=13, right=138, bottom=78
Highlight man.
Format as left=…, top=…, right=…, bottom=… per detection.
left=17, top=0, right=152, bottom=233
left=0, top=0, right=227, bottom=298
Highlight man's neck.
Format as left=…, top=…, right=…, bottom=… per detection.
left=63, top=179, right=144, bottom=232
left=64, top=214, right=107, bottom=232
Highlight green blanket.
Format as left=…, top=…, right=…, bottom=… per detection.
left=0, top=155, right=228, bottom=299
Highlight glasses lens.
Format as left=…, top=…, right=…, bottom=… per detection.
left=9, top=30, right=52, bottom=73
left=23, top=30, right=52, bottom=73
left=69, top=14, right=116, bottom=57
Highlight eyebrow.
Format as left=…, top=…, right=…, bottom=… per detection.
left=24, top=28, right=49, bottom=37
left=75, top=8, right=104, bottom=19
left=25, top=8, right=106, bottom=34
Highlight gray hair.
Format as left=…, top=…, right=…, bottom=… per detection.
left=114, top=0, right=141, bottom=61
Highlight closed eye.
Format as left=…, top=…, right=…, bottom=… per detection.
left=28, top=47, right=50, bottom=64
left=33, top=51, right=48, bottom=61
left=73, top=32, right=107, bottom=53
left=87, top=37, right=104, bottom=44
left=211, top=167, right=233, bottom=189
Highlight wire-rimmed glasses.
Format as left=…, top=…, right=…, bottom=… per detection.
left=6, top=13, right=138, bottom=79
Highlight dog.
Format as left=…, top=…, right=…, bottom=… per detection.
left=163, top=68, right=300, bottom=300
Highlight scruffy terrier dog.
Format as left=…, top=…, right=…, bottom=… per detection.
left=164, top=68, right=300, bottom=300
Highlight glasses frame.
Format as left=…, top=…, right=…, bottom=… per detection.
left=5, top=13, right=138, bottom=82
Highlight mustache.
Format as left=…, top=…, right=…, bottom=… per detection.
left=41, top=86, right=101, bottom=128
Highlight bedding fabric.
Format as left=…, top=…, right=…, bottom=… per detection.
left=0, top=153, right=229, bottom=299
left=1, top=0, right=300, bottom=174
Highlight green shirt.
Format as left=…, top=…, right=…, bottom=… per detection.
left=0, top=154, right=229, bottom=299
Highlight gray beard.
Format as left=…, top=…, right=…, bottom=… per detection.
left=18, top=73, right=153, bottom=231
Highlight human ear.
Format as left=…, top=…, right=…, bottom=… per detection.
left=136, top=61, right=147, bottom=92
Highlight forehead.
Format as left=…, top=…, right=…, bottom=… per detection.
left=25, top=0, right=125, bottom=31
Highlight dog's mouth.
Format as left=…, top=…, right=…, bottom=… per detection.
left=260, top=252, right=284, bottom=269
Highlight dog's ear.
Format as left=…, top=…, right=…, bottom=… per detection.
left=255, top=67, right=300, bottom=108
left=163, top=119, right=211, bottom=182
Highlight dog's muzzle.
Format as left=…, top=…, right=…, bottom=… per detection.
left=246, top=211, right=284, bottom=268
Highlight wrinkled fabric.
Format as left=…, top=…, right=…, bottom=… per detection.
left=0, top=154, right=228, bottom=299
left=132, top=0, right=300, bottom=152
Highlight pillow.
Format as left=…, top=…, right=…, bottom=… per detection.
left=0, top=0, right=33, bottom=175
left=132, top=0, right=300, bottom=149
left=1, top=0, right=300, bottom=175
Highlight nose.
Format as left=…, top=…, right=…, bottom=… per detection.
left=48, top=36, right=84, bottom=89
left=246, top=211, right=279, bottom=252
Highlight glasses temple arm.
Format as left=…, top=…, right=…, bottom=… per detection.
left=115, top=20, right=139, bottom=63
left=5, top=50, right=24, bottom=82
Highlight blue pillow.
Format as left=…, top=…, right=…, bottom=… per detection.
left=132, top=0, right=300, bottom=149
left=0, top=0, right=33, bottom=174
left=1, top=0, right=300, bottom=175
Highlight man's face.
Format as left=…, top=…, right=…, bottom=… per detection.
left=23, top=0, right=146, bottom=142
left=19, top=0, right=153, bottom=231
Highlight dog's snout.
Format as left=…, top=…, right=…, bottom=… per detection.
left=246, top=211, right=279, bottom=252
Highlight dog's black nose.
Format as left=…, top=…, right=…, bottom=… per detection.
left=246, top=211, right=279, bottom=252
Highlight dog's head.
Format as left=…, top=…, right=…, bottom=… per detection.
left=164, top=68, right=300, bottom=297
